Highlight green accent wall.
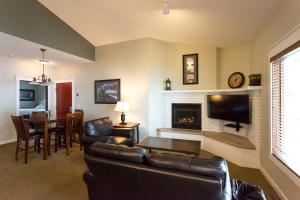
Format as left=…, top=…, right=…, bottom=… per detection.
left=0, top=0, right=95, bottom=61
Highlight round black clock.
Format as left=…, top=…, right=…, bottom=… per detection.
left=228, top=72, right=245, bottom=88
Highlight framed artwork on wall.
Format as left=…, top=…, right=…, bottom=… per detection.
left=20, top=89, right=35, bottom=101
left=183, top=53, right=198, bottom=84
left=95, top=79, right=120, bottom=104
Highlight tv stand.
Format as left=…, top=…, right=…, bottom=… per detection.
left=224, top=122, right=243, bottom=132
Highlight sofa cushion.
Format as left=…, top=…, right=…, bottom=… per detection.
left=90, top=142, right=147, bottom=164
left=148, top=153, right=227, bottom=184
left=80, top=135, right=111, bottom=145
left=84, top=117, right=113, bottom=137
left=106, top=137, right=133, bottom=147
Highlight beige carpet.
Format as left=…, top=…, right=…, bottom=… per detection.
left=0, top=142, right=280, bottom=200
left=0, top=142, right=88, bottom=200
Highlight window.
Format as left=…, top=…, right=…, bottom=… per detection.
left=271, top=41, right=300, bottom=177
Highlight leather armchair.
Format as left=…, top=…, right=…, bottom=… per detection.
left=80, top=117, right=133, bottom=154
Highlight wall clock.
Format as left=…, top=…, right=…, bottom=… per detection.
left=228, top=72, right=245, bottom=88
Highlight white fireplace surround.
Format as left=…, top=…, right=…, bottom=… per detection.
left=150, top=87, right=262, bottom=168
left=160, top=87, right=261, bottom=148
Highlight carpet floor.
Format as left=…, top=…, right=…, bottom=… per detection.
left=0, top=142, right=280, bottom=200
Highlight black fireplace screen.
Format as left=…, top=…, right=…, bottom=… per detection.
left=172, top=103, right=202, bottom=130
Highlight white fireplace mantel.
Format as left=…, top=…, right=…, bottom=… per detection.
left=160, top=86, right=261, bottom=94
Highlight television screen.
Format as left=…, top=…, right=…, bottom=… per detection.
left=207, top=95, right=250, bottom=124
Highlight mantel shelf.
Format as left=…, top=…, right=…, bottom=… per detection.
left=161, top=86, right=261, bottom=94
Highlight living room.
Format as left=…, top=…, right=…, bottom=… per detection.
left=0, top=0, right=300, bottom=200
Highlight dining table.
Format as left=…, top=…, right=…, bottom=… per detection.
left=27, top=118, right=66, bottom=160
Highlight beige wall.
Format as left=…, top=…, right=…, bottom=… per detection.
left=147, top=39, right=168, bottom=136
left=220, top=45, right=251, bottom=89
left=166, top=43, right=218, bottom=90
left=251, top=0, right=300, bottom=199
left=53, top=38, right=168, bottom=139
left=53, top=38, right=220, bottom=138
left=0, top=56, right=54, bottom=143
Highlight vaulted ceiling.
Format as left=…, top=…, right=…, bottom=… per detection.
left=39, top=0, right=284, bottom=47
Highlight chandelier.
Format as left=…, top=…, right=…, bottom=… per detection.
left=29, top=48, right=54, bottom=86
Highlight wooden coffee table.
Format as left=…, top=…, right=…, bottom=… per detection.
left=137, top=137, right=201, bottom=156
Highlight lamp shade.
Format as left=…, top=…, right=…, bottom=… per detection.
left=114, top=101, right=130, bottom=112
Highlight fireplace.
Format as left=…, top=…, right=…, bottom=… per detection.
left=172, top=103, right=202, bottom=130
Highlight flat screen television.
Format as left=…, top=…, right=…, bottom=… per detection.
left=207, top=95, right=251, bottom=124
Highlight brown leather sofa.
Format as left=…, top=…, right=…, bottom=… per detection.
left=84, top=142, right=233, bottom=200
left=80, top=117, right=133, bottom=154
left=83, top=142, right=266, bottom=200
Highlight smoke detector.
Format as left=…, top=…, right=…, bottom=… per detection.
left=163, top=0, right=170, bottom=15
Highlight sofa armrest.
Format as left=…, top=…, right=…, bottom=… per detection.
left=111, top=128, right=133, bottom=138
left=231, top=179, right=266, bottom=200
left=83, top=170, right=97, bottom=200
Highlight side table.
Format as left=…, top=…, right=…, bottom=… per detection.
left=113, top=122, right=140, bottom=144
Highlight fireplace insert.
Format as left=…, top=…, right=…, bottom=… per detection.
left=172, top=103, right=202, bottom=130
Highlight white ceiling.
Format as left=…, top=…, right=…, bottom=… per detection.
left=0, top=32, right=92, bottom=66
left=39, top=0, right=284, bottom=47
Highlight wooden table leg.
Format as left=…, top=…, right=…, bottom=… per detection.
left=43, top=120, right=48, bottom=160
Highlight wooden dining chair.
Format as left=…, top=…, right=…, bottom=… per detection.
left=31, top=111, right=48, bottom=120
left=11, top=115, right=40, bottom=164
left=56, top=112, right=83, bottom=155
left=75, top=109, right=84, bottom=113
left=31, top=111, right=56, bottom=155
left=69, top=112, right=84, bottom=150
left=56, top=113, right=83, bottom=156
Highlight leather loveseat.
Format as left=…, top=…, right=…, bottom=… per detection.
left=80, top=117, right=133, bottom=154
left=83, top=142, right=266, bottom=200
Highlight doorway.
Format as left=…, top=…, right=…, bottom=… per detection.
left=16, top=77, right=49, bottom=117
left=55, top=81, right=73, bottom=119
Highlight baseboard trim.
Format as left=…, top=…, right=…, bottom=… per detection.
left=260, top=167, right=288, bottom=200
left=0, top=138, right=17, bottom=146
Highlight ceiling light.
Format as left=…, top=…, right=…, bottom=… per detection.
left=29, top=48, right=54, bottom=86
left=38, top=59, right=50, bottom=64
left=163, top=0, right=170, bottom=15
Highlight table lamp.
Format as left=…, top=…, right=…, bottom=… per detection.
left=114, top=101, right=130, bottom=125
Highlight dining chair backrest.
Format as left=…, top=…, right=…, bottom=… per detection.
left=75, top=109, right=84, bottom=113
left=11, top=115, right=29, bottom=141
left=31, top=111, right=48, bottom=120
left=66, top=112, right=83, bottom=133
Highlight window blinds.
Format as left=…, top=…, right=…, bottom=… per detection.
left=271, top=47, right=300, bottom=177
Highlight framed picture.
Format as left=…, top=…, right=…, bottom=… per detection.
left=95, top=79, right=121, bottom=104
left=183, top=53, right=198, bottom=84
left=20, top=89, right=35, bottom=101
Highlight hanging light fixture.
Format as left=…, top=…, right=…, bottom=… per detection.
left=163, top=0, right=170, bottom=15
left=29, top=48, right=54, bottom=86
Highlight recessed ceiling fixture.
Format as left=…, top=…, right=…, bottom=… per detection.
left=163, top=0, right=170, bottom=15
left=29, top=48, right=54, bottom=86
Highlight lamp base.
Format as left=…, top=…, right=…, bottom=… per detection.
left=120, top=113, right=127, bottom=125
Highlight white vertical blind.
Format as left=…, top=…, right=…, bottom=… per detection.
left=271, top=47, right=300, bottom=177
